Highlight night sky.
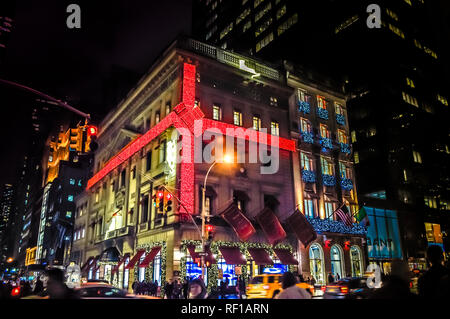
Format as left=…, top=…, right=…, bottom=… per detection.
left=0, top=0, right=192, bottom=186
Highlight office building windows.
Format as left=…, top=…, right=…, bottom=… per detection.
left=220, top=22, right=233, bottom=39
left=213, top=104, right=222, bottom=121
left=413, top=150, right=422, bottom=163
left=255, top=3, right=272, bottom=22
left=256, top=32, right=274, bottom=52
left=253, top=116, right=261, bottom=131
left=271, top=121, right=279, bottom=136
left=277, top=13, right=298, bottom=36
left=424, top=196, right=437, bottom=209
left=276, top=5, right=286, bottom=20
left=351, top=131, right=357, bottom=143
left=402, top=92, right=419, bottom=107
left=321, top=157, right=334, bottom=175
left=354, top=152, right=360, bottom=164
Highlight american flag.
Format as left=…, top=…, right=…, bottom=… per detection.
left=334, top=204, right=353, bottom=227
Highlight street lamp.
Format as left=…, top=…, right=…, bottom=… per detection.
left=200, top=154, right=234, bottom=280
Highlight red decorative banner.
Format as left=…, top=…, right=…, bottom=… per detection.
left=255, top=207, right=286, bottom=246
left=220, top=203, right=256, bottom=242
left=286, top=209, right=317, bottom=247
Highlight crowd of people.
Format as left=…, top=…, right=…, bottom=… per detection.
left=131, top=280, right=159, bottom=296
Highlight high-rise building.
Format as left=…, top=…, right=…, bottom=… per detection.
left=0, top=184, right=15, bottom=270
left=194, top=0, right=450, bottom=270
left=0, top=2, right=15, bottom=66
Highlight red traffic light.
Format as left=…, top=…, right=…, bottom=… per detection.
left=87, top=125, right=98, bottom=136
left=206, top=224, right=214, bottom=232
left=166, top=193, right=172, bottom=201
left=157, top=191, right=164, bottom=199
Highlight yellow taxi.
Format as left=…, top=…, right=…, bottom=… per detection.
left=246, top=273, right=314, bottom=299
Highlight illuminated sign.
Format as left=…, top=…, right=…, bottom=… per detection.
left=365, top=207, right=402, bottom=259
left=239, top=60, right=260, bottom=78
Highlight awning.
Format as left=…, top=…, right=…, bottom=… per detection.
left=219, top=246, right=246, bottom=265
left=139, top=247, right=161, bottom=268
left=100, top=247, right=121, bottom=262
left=247, top=248, right=273, bottom=265
left=187, top=245, right=216, bottom=265
left=111, top=253, right=130, bottom=275
left=273, top=249, right=298, bottom=265
left=91, top=255, right=101, bottom=272
left=124, top=250, right=145, bottom=269
left=81, top=256, right=94, bottom=272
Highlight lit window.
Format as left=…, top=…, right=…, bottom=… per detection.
left=301, top=152, right=313, bottom=171
left=255, top=17, right=273, bottom=37
left=68, top=195, right=74, bottom=202
left=406, top=77, right=415, bottom=88
left=319, top=124, right=329, bottom=138
left=236, top=8, right=251, bottom=25
left=351, top=131, right=357, bottom=143
left=49, top=155, right=53, bottom=162
left=165, top=102, right=171, bottom=115
left=335, top=103, right=344, bottom=115
left=66, top=211, right=72, bottom=218
left=317, top=95, right=327, bottom=109
left=413, top=151, right=422, bottom=163
left=254, top=0, right=264, bottom=8
left=213, top=105, right=222, bottom=121
left=402, top=92, right=419, bottom=107
left=276, top=5, right=286, bottom=20
left=424, top=196, right=437, bottom=209
left=155, top=111, right=160, bottom=124
left=321, top=156, right=334, bottom=175
left=220, top=22, right=233, bottom=40
left=82, top=228, right=85, bottom=238
left=386, top=8, right=399, bottom=21
left=233, top=110, right=243, bottom=126
left=256, top=32, right=274, bottom=52
left=304, top=199, right=315, bottom=218
left=69, top=179, right=75, bottom=185
left=255, top=3, right=272, bottom=22
left=388, top=23, right=405, bottom=39
left=243, top=20, right=252, bottom=33
left=337, top=130, right=348, bottom=144
left=271, top=121, right=279, bottom=136
left=437, top=94, right=448, bottom=106
left=253, top=116, right=261, bottom=131
left=404, top=0, right=412, bottom=6
left=269, top=96, right=278, bottom=106
left=354, top=152, right=360, bottom=164
left=277, top=13, right=298, bottom=36
left=300, top=118, right=311, bottom=132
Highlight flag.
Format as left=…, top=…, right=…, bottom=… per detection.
left=334, top=204, right=353, bottom=227
left=255, top=207, right=286, bottom=245
left=220, top=203, right=256, bottom=242
left=286, top=209, right=317, bottom=247
left=355, top=206, right=370, bottom=227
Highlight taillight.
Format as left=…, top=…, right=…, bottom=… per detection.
left=262, top=285, right=270, bottom=290
left=340, top=287, right=348, bottom=294
left=321, top=286, right=326, bottom=292
left=409, top=282, right=413, bottom=288
left=11, top=287, right=21, bottom=297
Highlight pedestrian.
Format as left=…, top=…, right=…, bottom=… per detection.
left=237, top=276, right=246, bottom=299
left=310, top=276, right=316, bottom=286
left=45, top=268, right=80, bottom=299
left=182, top=278, right=189, bottom=299
left=188, top=278, right=208, bottom=299
left=369, top=261, right=417, bottom=299
left=164, top=279, right=173, bottom=299
left=335, top=273, right=340, bottom=281
left=153, top=280, right=158, bottom=296
left=275, top=272, right=311, bottom=299
left=33, top=277, right=44, bottom=295
left=418, top=245, right=450, bottom=299
left=172, top=279, right=181, bottom=299
left=132, top=280, right=138, bottom=294
left=327, top=272, right=334, bottom=284
left=219, top=279, right=228, bottom=299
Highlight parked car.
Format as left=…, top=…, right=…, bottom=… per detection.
left=76, top=283, right=159, bottom=299
left=323, top=277, right=373, bottom=299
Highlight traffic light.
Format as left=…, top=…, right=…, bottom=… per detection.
left=69, top=128, right=81, bottom=151
left=205, top=224, right=214, bottom=243
left=157, top=189, right=164, bottom=213
left=165, top=193, right=173, bottom=213
left=85, top=125, right=98, bottom=152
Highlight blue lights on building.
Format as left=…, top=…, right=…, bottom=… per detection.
left=322, top=174, right=336, bottom=186
left=340, top=178, right=354, bottom=190
left=340, top=143, right=351, bottom=154
left=307, top=217, right=367, bottom=235
left=298, top=101, right=310, bottom=113
left=317, top=107, right=329, bottom=120
left=300, top=131, right=314, bottom=144
left=336, top=114, right=346, bottom=125
left=302, top=170, right=316, bottom=183
left=319, top=137, right=333, bottom=149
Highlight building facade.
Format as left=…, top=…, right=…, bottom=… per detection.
left=71, top=38, right=366, bottom=294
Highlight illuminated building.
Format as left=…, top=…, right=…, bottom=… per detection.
left=0, top=184, right=15, bottom=271
left=35, top=122, right=94, bottom=266
left=71, top=37, right=365, bottom=294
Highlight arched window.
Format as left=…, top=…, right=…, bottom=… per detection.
left=350, top=246, right=363, bottom=277
left=309, top=244, right=325, bottom=285
left=330, top=245, right=344, bottom=281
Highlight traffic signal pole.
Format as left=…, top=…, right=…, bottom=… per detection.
left=0, top=78, right=91, bottom=120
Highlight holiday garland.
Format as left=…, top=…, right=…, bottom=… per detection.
left=298, top=101, right=310, bottom=114
left=336, top=114, right=346, bottom=125
left=340, top=143, right=351, bottom=154
left=317, top=107, right=329, bottom=120
left=322, top=174, right=336, bottom=186
left=340, top=178, right=354, bottom=191
left=136, top=241, right=167, bottom=298
left=300, top=131, right=314, bottom=144
left=301, top=169, right=316, bottom=183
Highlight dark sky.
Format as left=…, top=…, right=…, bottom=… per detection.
left=0, top=0, right=192, bottom=186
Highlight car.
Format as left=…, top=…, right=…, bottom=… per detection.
left=246, top=274, right=314, bottom=299
left=76, top=283, right=159, bottom=299
left=322, top=277, right=373, bottom=299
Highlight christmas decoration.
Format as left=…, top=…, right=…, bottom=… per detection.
left=336, top=114, right=346, bottom=125
left=298, top=100, right=310, bottom=114
left=300, top=131, right=314, bottom=144
left=340, top=143, right=351, bottom=154
left=301, top=170, right=316, bottom=183
left=306, top=217, right=367, bottom=235
left=317, top=107, right=329, bottom=120
left=322, top=174, right=336, bottom=186
left=319, top=137, right=333, bottom=149
left=340, top=178, right=354, bottom=190
left=136, top=241, right=167, bottom=298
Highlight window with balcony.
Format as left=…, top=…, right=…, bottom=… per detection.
left=317, top=96, right=329, bottom=120
left=304, top=199, right=315, bottom=218
left=300, top=118, right=313, bottom=143
left=298, top=89, right=310, bottom=113
left=255, top=17, right=273, bottom=37
left=321, top=156, right=334, bottom=176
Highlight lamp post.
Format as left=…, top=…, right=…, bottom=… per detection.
left=200, top=154, right=233, bottom=280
